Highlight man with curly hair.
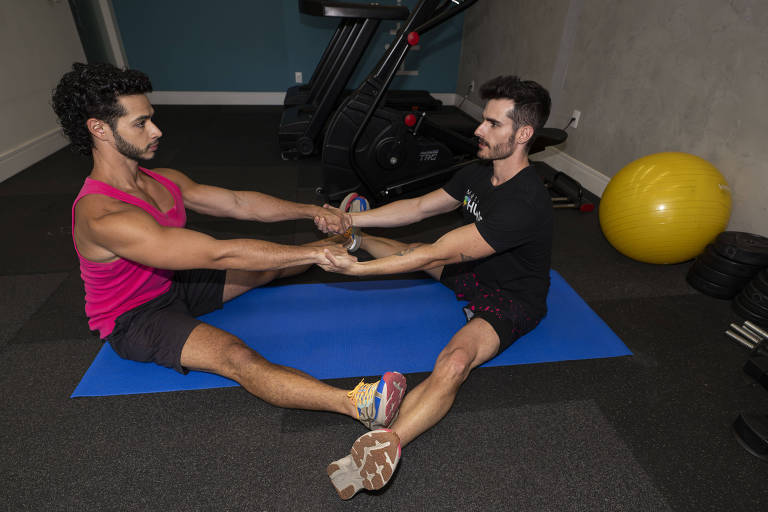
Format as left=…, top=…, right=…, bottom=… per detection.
left=316, top=76, right=554, bottom=499
left=53, top=63, right=406, bottom=457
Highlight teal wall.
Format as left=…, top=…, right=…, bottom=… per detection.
left=112, top=0, right=467, bottom=93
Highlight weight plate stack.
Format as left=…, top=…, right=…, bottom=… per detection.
left=714, top=231, right=768, bottom=267
left=686, top=242, right=760, bottom=299
left=701, top=244, right=763, bottom=279
left=733, top=269, right=768, bottom=329
left=686, top=265, right=743, bottom=299
left=692, top=257, right=751, bottom=288
left=688, top=231, right=768, bottom=301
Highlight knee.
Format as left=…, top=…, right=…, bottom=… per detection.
left=218, top=337, right=263, bottom=376
left=433, top=348, right=473, bottom=386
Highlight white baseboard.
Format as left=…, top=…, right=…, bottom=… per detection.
left=533, top=147, right=610, bottom=197
left=147, top=91, right=286, bottom=105
left=0, top=128, right=68, bottom=183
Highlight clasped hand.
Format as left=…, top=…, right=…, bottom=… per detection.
left=318, top=246, right=359, bottom=275
left=314, top=204, right=352, bottom=234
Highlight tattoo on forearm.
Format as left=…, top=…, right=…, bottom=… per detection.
left=460, top=253, right=474, bottom=262
left=395, top=247, right=416, bottom=257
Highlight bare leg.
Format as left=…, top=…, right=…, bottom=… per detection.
left=389, top=318, right=500, bottom=447
left=326, top=317, right=500, bottom=500
left=185, top=230, right=395, bottom=416
left=180, top=322, right=358, bottom=414
left=358, top=231, right=500, bottom=445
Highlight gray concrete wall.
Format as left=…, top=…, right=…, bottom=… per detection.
left=457, top=0, right=768, bottom=234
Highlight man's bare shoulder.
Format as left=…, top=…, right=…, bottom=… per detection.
left=73, top=195, right=138, bottom=262
left=74, top=192, right=170, bottom=262
left=76, top=192, right=135, bottom=220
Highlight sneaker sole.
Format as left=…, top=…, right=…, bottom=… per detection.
left=340, top=193, right=361, bottom=213
left=327, top=429, right=401, bottom=500
left=379, top=372, right=407, bottom=428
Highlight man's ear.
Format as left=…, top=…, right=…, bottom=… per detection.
left=516, top=125, right=534, bottom=145
left=87, top=118, right=110, bottom=140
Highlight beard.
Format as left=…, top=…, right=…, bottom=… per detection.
left=477, top=137, right=515, bottom=161
left=114, top=129, right=157, bottom=161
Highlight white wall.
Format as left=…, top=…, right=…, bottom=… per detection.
left=0, top=0, right=86, bottom=181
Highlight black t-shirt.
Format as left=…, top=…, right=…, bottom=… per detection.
left=442, top=161, right=553, bottom=316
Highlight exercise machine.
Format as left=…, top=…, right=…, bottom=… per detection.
left=319, top=0, right=478, bottom=203
left=318, top=0, right=568, bottom=205
left=279, top=0, right=410, bottom=158
left=279, top=0, right=444, bottom=158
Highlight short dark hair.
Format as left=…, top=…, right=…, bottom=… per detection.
left=480, top=75, right=551, bottom=137
left=51, top=62, right=152, bottom=155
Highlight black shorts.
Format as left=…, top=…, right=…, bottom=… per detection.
left=105, top=269, right=227, bottom=374
left=440, top=263, right=542, bottom=353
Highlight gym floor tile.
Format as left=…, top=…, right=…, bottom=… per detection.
left=0, top=272, right=68, bottom=347
left=10, top=271, right=91, bottom=344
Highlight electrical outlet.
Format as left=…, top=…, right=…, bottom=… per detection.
left=295, top=71, right=303, bottom=84
left=571, top=109, right=581, bottom=128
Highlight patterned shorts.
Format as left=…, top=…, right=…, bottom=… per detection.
left=440, top=263, right=542, bottom=353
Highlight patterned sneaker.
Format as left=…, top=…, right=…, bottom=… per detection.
left=327, top=429, right=401, bottom=500
left=349, top=372, right=406, bottom=430
left=339, top=192, right=369, bottom=214
left=343, top=227, right=362, bottom=252
left=339, top=193, right=368, bottom=253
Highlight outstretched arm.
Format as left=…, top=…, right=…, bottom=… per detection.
left=319, top=223, right=493, bottom=276
left=79, top=203, right=353, bottom=272
left=155, top=168, right=347, bottom=231
left=315, top=188, right=461, bottom=234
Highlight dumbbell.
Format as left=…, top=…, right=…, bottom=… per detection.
left=725, top=321, right=768, bottom=390
left=727, top=321, right=768, bottom=462
left=547, top=172, right=595, bottom=212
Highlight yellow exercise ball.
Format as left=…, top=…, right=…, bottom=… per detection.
left=599, top=152, right=732, bottom=264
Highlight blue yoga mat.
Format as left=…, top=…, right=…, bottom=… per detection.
left=71, top=271, right=630, bottom=397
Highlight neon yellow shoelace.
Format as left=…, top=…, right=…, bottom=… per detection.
left=348, top=379, right=375, bottom=417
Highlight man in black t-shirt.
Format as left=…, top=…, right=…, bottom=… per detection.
left=316, top=76, right=553, bottom=500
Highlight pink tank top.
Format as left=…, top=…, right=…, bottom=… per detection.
left=71, top=168, right=187, bottom=338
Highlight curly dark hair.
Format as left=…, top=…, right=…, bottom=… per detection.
left=480, top=76, right=551, bottom=144
left=52, top=62, right=152, bottom=155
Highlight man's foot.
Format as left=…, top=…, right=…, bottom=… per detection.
left=343, top=227, right=362, bottom=252
left=339, top=193, right=369, bottom=253
left=340, top=192, right=369, bottom=214
left=349, top=372, right=406, bottom=429
left=327, top=429, right=401, bottom=500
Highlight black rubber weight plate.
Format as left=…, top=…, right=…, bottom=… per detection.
left=700, top=244, right=763, bottom=278
left=733, top=412, right=768, bottom=461
left=691, top=259, right=749, bottom=288
left=753, top=270, right=768, bottom=295
left=714, top=231, right=768, bottom=266
left=732, top=294, right=768, bottom=327
left=739, top=283, right=768, bottom=315
left=686, top=268, right=741, bottom=299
